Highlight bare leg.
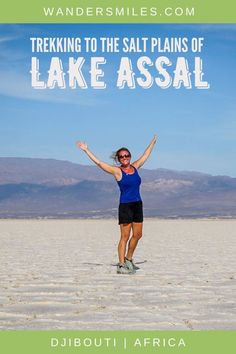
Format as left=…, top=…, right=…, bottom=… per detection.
left=126, top=222, right=143, bottom=260
left=118, top=223, right=132, bottom=264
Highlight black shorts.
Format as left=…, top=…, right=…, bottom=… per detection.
left=118, top=201, right=143, bottom=225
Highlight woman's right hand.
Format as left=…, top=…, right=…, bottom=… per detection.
left=76, top=141, right=88, bottom=151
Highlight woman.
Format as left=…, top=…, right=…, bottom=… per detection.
left=76, top=135, right=157, bottom=274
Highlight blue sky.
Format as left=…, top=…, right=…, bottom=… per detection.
left=0, top=24, right=236, bottom=176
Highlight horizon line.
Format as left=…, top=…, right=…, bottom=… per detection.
left=0, top=155, right=235, bottom=178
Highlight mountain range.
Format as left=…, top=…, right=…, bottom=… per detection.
left=0, top=157, right=235, bottom=218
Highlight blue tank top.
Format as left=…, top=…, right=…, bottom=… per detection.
left=117, top=166, right=142, bottom=203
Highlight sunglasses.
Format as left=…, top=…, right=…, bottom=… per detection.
left=118, top=154, right=130, bottom=159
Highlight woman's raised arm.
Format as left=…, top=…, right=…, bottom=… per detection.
left=76, top=141, right=121, bottom=178
left=132, top=135, right=157, bottom=169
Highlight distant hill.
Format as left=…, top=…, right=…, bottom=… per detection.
left=0, top=157, right=236, bottom=218
left=0, top=157, right=210, bottom=185
left=0, top=157, right=109, bottom=185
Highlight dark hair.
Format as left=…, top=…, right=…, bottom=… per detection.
left=111, top=147, right=131, bottom=164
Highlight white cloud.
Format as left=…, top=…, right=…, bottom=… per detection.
left=0, top=36, right=18, bottom=43
left=0, top=69, right=104, bottom=106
